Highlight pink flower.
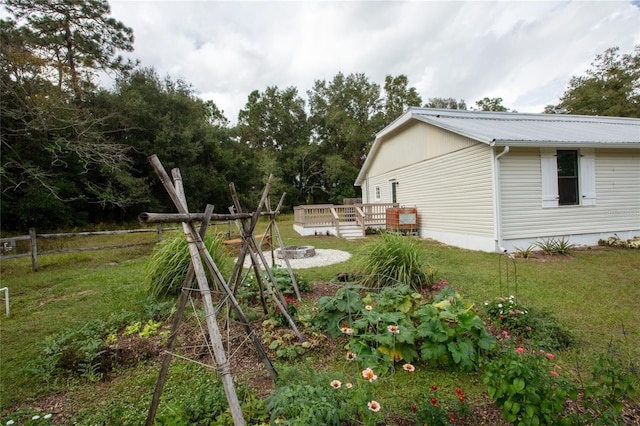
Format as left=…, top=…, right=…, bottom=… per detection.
left=346, top=352, right=357, bottom=361
left=362, top=367, right=378, bottom=382
left=341, top=327, right=354, bottom=335
left=550, top=370, right=560, bottom=377
left=387, top=325, right=400, bottom=334
left=546, top=353, right=555, bottom=360
left=330, top=380, right=341, bottom=389
left=368, top=400, right=381, bottom=412
left=402, top=363, right=415, bottom=372
left=345, top=382, right=353, bottom=389
left=516, top=347, right=525, bottom=354
left=365, top=305, right=373, bottom=311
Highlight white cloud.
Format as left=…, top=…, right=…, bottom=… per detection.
left=109, top=0, right=640, bottom=122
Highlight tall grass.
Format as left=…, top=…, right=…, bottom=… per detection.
left=355, top=232, right=430, bottom=290
left=144, top=233, right=230, bottom=299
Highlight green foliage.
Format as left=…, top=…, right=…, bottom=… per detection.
left=269, top=297, right=300, bottom=327
left=534, top=236, right=575, bottom=255
left=570, top=341, right=639, bottom=425
left=157, top=382, right=267, bottom=426
left=27, top=298, right=173, bottom=383
left=313, top=284, right=364, bottom=337
left=313, top=284, right=496, bottom=372
left=265, top=366, right=384, bottom=426
left=356, top=232, right=431, bottom=291
left=513, top=245, right=534, bottom=259
left=413, top=386, right=470, bottom=426
left=473, top=97, right=510, bottom=112
left=484, top=296, right=574, bottom=351
left=243, top=266, right=310, bottom=301
left=28, top=311, right=135, bottom=382
left=145, top=233, right=230, bottom=299
left=415, top=287, right=497, bottom=370
left=552, top=45, right=640, bottom=117
left=483, top=345, right=576, bottom=425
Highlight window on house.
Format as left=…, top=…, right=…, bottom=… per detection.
left=374, top=185, right=381, bottom=201
left=557, top=150, right=579, bottom=205
left=540, top=147, right=596, bottom=208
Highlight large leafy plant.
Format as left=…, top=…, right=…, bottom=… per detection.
left=312, top=285, right=496, bottom=372
left=415, top=287, right=496, bottom=371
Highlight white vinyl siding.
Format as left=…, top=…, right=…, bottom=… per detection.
left=366, top=142, right=495, bottom=237
left=367, top=122, right=478, bottom=177
left=501, top=148, right=640, bottom=239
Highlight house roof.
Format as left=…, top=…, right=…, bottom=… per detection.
left=355, top=107, right=640, bottom=186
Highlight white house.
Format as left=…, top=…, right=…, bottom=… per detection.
left=354, top=107, right=640, bottom=253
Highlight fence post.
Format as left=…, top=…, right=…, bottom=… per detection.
left=29, top=228, right=38, bottom=272
left=156, top=224, right=163, bottom=241
left=0, top=287, right=9, bottom=317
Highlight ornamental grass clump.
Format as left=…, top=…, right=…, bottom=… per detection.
left=357, top=232, right=432, bottom=291
left=145, top=233, right=230, bottom=299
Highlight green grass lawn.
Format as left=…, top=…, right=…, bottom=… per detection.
left=1, top=215, right=639, bottom=423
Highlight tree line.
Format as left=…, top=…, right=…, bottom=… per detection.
left=2, top=0, right=638, bottom=232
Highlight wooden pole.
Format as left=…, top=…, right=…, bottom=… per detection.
left=170, top=169, right=245, bottom=426
left=228, top=183, right=305, bottom=342
left=145, top=204, right=214, bottom=426
left=29, top=228, right=38, bottom=272
left=147, top=155, right=277, bottom=380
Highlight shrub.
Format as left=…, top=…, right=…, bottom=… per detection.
left=415, top=287, right=496, bottom=371
left=484, top=296, right=573, bottom=351
left=145, top=233, right=230, bottom=299
left=356, top=232, right=431, bottom=291
left=484, top=345, right=576, bottom=425
left=313, top=284, right=496, bottom=372
left=266, top=367, right=385, bottom=425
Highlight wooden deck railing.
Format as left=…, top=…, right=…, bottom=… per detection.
left=294, top=203, right=398, bottom=228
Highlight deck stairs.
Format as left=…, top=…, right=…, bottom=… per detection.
left=338, top=222, right=365, bottom=240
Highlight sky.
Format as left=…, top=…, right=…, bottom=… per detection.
left=108, top=0, right=640, bottom=123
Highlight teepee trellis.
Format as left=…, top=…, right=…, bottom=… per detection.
left=142, top=155, right=293, bottom=426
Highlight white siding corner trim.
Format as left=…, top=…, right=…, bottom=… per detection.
left=540, top=148, right=559, bottom=208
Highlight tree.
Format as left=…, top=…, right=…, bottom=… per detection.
left=235, top=86, right=315, bottom=208
left=551, top=46, right=640, bottom=117
left=473, top=97, right=510, bottom=112
left=4, top=0, right=136, bottom=96
left=0, top=5, right=139, bottom=230
left=383, top=75, right=422, bottom=124
left=308, top=72, right=385, bottom=203
left=96, top=68, right=258, bottom=215
left=424, top=97, right=468, bottom=110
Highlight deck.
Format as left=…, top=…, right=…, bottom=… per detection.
left=293, top=203, right=398, bottom=239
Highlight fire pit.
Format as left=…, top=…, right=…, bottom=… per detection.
left=276, top=245, right=316, bottom=260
